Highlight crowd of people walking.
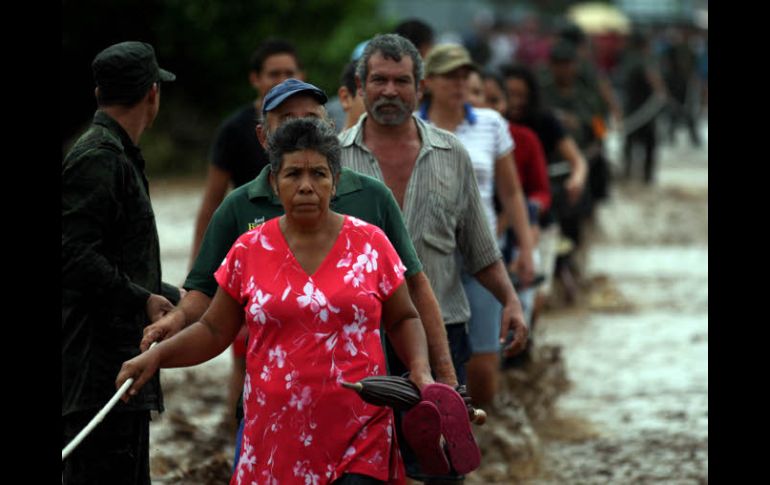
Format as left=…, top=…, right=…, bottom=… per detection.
left=63, top=11, right=707, bottom=485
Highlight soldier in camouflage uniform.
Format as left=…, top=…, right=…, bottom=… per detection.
left=62, top=41, right=178, bottom=485
left=538, top=40, right=607, bottom=295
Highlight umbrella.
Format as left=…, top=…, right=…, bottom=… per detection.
left=341, top=375, right=421, bottom=411
left=567, top=2, right=631, bottom=35
left=341, top=376, right=487, bottom=424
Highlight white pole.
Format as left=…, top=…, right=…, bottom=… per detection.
left=62, top=342, right=157, bottom=461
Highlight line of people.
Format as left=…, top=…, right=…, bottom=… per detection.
left=63, top=16, right=688, bottom=485
left=63, top=34, right=529, bottom=485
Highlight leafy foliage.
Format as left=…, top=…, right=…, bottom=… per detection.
left=63, top=0, right=392, bottom=174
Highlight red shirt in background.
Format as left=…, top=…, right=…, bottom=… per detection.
left=509, top=123, right=551, bottom=213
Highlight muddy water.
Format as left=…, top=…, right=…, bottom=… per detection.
left=147, top=124, right=708, bottom=484
left=146, top=178, right=236, bottom=483
left=523, top=128, right=708, bottom=484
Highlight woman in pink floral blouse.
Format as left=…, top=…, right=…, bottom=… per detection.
left=116, top=118, right=434, bottom=485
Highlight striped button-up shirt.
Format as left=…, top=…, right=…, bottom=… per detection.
left=339, top=114, right=502, bottom=325
left=418, top=104, right=514, bottom=238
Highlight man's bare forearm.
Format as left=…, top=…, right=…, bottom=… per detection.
left=474, top=259, right=528, bottom=351
left=177, top=289, right=213, bottom=326
left=474, top=259, right=519, bottom=307
left=406, top=272, right=458, bottom=387
left=188, top=165, right=231, bottom=270
left=141, top=289, right=214, bottom=351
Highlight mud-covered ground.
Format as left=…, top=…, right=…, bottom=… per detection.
left=148, top=122, right=708, bottom=484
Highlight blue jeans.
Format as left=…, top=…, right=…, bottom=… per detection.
left=462, top=271, right=503, bottom=354
left=232, top=418, right=245, bottom=471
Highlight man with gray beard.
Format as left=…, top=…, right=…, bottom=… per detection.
left=339, top=33, right=528, bottom=484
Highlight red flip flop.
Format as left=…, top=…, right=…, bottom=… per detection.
left=402, top=400, right=451, bottom=475
left=421, top=383, right=481, bottom=474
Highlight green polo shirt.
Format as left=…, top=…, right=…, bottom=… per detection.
left=185, top=165, right=423, bottom=296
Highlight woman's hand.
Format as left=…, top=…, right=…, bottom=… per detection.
left=115, top=348, right=161, bottom=402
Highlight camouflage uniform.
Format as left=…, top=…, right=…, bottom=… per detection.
left=62, top=41, right=175, bottom=485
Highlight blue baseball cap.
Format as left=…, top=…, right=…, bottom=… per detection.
left=261, top=78, right=328, bottom=114
left=351, top=40, right=370, bottom=61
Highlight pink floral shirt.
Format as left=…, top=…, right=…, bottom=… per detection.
left=215, top=215, right=408, bottom=485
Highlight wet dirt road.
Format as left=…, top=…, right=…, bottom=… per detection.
left=525, top=128, right=708, bottom=484
left=147, top=123, right=708, bottom=484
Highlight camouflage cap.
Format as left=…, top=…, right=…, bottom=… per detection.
left=424, top=44, right=478, bottom=75
left=92, top=41, right=176, bottom=104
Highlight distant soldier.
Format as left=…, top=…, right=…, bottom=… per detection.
left=619, top=31, right=668, bottom=184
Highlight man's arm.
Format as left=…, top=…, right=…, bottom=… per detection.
left=119, top=288, right=246, bottom=400
left=556, top=135, right=588, bottom=205
left=597, top=73, right=624, bottom=128
left=382, top=283, right=434, bottom=390
left=452, top=145, right=528, bottom=355
left=62, top=152, right=162, bottom=316
left=646, top=62, right=668, bottom=98
left=189, top=164, right=231, bottom=268
left=144, top=192, right=242, bottom=351
left=160, top=281, right=184, bottom=305
left=406, top=272, right=457, bottom=387
left=473, top=260, right=528, bottom=356
left=495, top=151, right=535, bottom=285
left=140, top=289, right=212, bottom=351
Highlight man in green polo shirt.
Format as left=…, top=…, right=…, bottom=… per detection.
left=140, top=79, right=458, bottom=464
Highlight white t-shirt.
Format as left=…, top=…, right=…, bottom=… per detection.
left=420, top=106, right=514, bottom=236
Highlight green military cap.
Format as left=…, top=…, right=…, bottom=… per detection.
left=92, top=41, right=176, bottom=104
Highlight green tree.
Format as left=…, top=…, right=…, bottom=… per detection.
left=63, top=0, right=392, bottom=175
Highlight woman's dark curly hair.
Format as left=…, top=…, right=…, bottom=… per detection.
left=499, top=63, right=543, bottom=125
left=266, top=117, right=341, bottom=181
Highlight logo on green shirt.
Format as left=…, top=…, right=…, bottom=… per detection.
left=247, top=217, right=266, bottom=230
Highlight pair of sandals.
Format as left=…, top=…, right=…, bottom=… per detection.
left=401, top=383, right=481, bottom=476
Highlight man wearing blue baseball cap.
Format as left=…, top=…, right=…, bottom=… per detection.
left=260, top=77, right=327, bottom=112
left=141, top=78, right=458, bottom=470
